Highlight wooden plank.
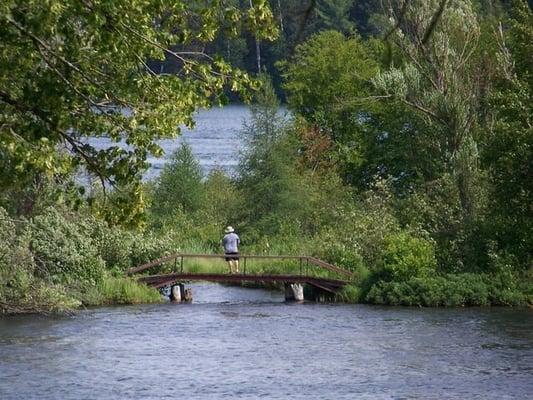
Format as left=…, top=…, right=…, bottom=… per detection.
left=126, top=254, right=178, bottom=275
left=307, top=257, right=353, bottom=277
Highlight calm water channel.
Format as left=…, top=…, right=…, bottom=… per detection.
left=1, top=284, right=532, bottom=400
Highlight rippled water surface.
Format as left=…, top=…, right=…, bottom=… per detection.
left=150, top=105, right=252, bottom=177
left=1, top=284, right=532, bottom=400
left=87, top=105, right=288, bottom=180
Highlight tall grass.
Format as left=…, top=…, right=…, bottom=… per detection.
left=154, top=255, right=346, bottom=284
left=83, top=275, right=162, bottom=306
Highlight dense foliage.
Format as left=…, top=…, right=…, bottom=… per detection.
left=0, top=0, right=277, bottom=222
left=1, top=0, right=531, bottom=313
left=0, top=206, right=169, bottom=314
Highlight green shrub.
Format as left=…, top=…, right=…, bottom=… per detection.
left=447, top=274, right=490, bottom=306
left=485, top=270, right=531, bottom=306
left=89, top=219, right=135, bottom=271
left=316, top=181, right=402, bottom=271
left=0, top=207, right=81, bottom=314
left=365, top=272, right=529, bottom=307
left=0, top=208, right=33, bottom=272
left=377, top=232, right=437, bottom=282
left=128, top=231, right=176, bottom=268
left=26, top=207, right=105, bottom=285
left=320, top=240, right=366, bottom=272
left=336, top=284, right=361, bottom=303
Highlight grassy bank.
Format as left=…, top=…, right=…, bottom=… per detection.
left=0, top=207, right=165, bottom=315
left=0, top=274, right=162, bottom=316
left=81, top=275, right=162, bottom=307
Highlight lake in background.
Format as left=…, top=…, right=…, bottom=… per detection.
left=87, top=105, right=288, bottom=181
left=152, top=105, right=252, bottom=178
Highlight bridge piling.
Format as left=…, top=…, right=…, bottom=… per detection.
left=170, top=283, right=191, bottom=302
left=170, top=284, right=181, bottom=302
left=183, top=288, right=193, bottom=302
left=284, top=283, right=304, bottom=302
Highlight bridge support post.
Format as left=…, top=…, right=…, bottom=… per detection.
left=284, top=283, right=304, bottom=302
left=170, top=283, right=188, bottom=302
left=169, top=283, right=192, bottom=303
left=183, top=288, right=193, bottom=302
left=170, top=284, right=182, bottom=302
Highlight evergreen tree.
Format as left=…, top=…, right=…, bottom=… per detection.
left=151, top=144, right=204, bottom=218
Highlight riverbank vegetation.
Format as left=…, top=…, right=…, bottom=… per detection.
left=1, top=1, right=531, bottom=313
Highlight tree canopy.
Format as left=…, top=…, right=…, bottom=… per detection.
left=0, top=0, right=276, bottom=216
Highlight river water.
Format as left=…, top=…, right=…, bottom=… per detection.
left=87, top=105, right=285, bottom=180
left=1, top=284, right=532, bottom=400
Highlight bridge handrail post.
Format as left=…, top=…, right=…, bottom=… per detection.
left=299, top=257, right=303, bottom=276
left=180, top=256, right=184, bottom=273
left=244, top=257, right=247, bottom=275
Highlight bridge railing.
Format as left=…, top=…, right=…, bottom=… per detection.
left=126, top=253, right=353, bottom=279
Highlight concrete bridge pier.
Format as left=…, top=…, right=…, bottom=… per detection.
left=170, top=283, right=193, bottom=302
left=284, top=283, right=304, bottom=302
left=170, top=283, right=183, bottom=301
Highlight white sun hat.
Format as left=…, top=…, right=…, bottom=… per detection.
left=224, top=226, right=235, bottom=233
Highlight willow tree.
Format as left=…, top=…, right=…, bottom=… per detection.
left=0, top=0, right=276, bottom=221
left=484, top=0, right=532, bottom=268
left=373, top=0, right=487, bottom=223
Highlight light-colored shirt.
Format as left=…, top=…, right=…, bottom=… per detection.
left=222, top=233, right=240, bottom=253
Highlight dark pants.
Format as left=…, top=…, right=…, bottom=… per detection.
left=224, top=252, right=239, bottom=261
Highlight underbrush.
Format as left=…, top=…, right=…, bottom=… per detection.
left=0, top=207, right=166, bottom=315
left=335, top=232, right=531, bottom=306
left=363, top=272, right=531, bottom=306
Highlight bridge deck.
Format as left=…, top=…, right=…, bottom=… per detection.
left=129, top=254, right=353, bottom=295
left=126, top=254, right=353, bottom=278
left=139, top=273, right=347, bottom=293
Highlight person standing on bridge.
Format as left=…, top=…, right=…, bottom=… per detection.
left=222, top=226, right=240, bottom=274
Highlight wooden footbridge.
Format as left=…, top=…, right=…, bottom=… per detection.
left=126, top=254, right=353, bottom=301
